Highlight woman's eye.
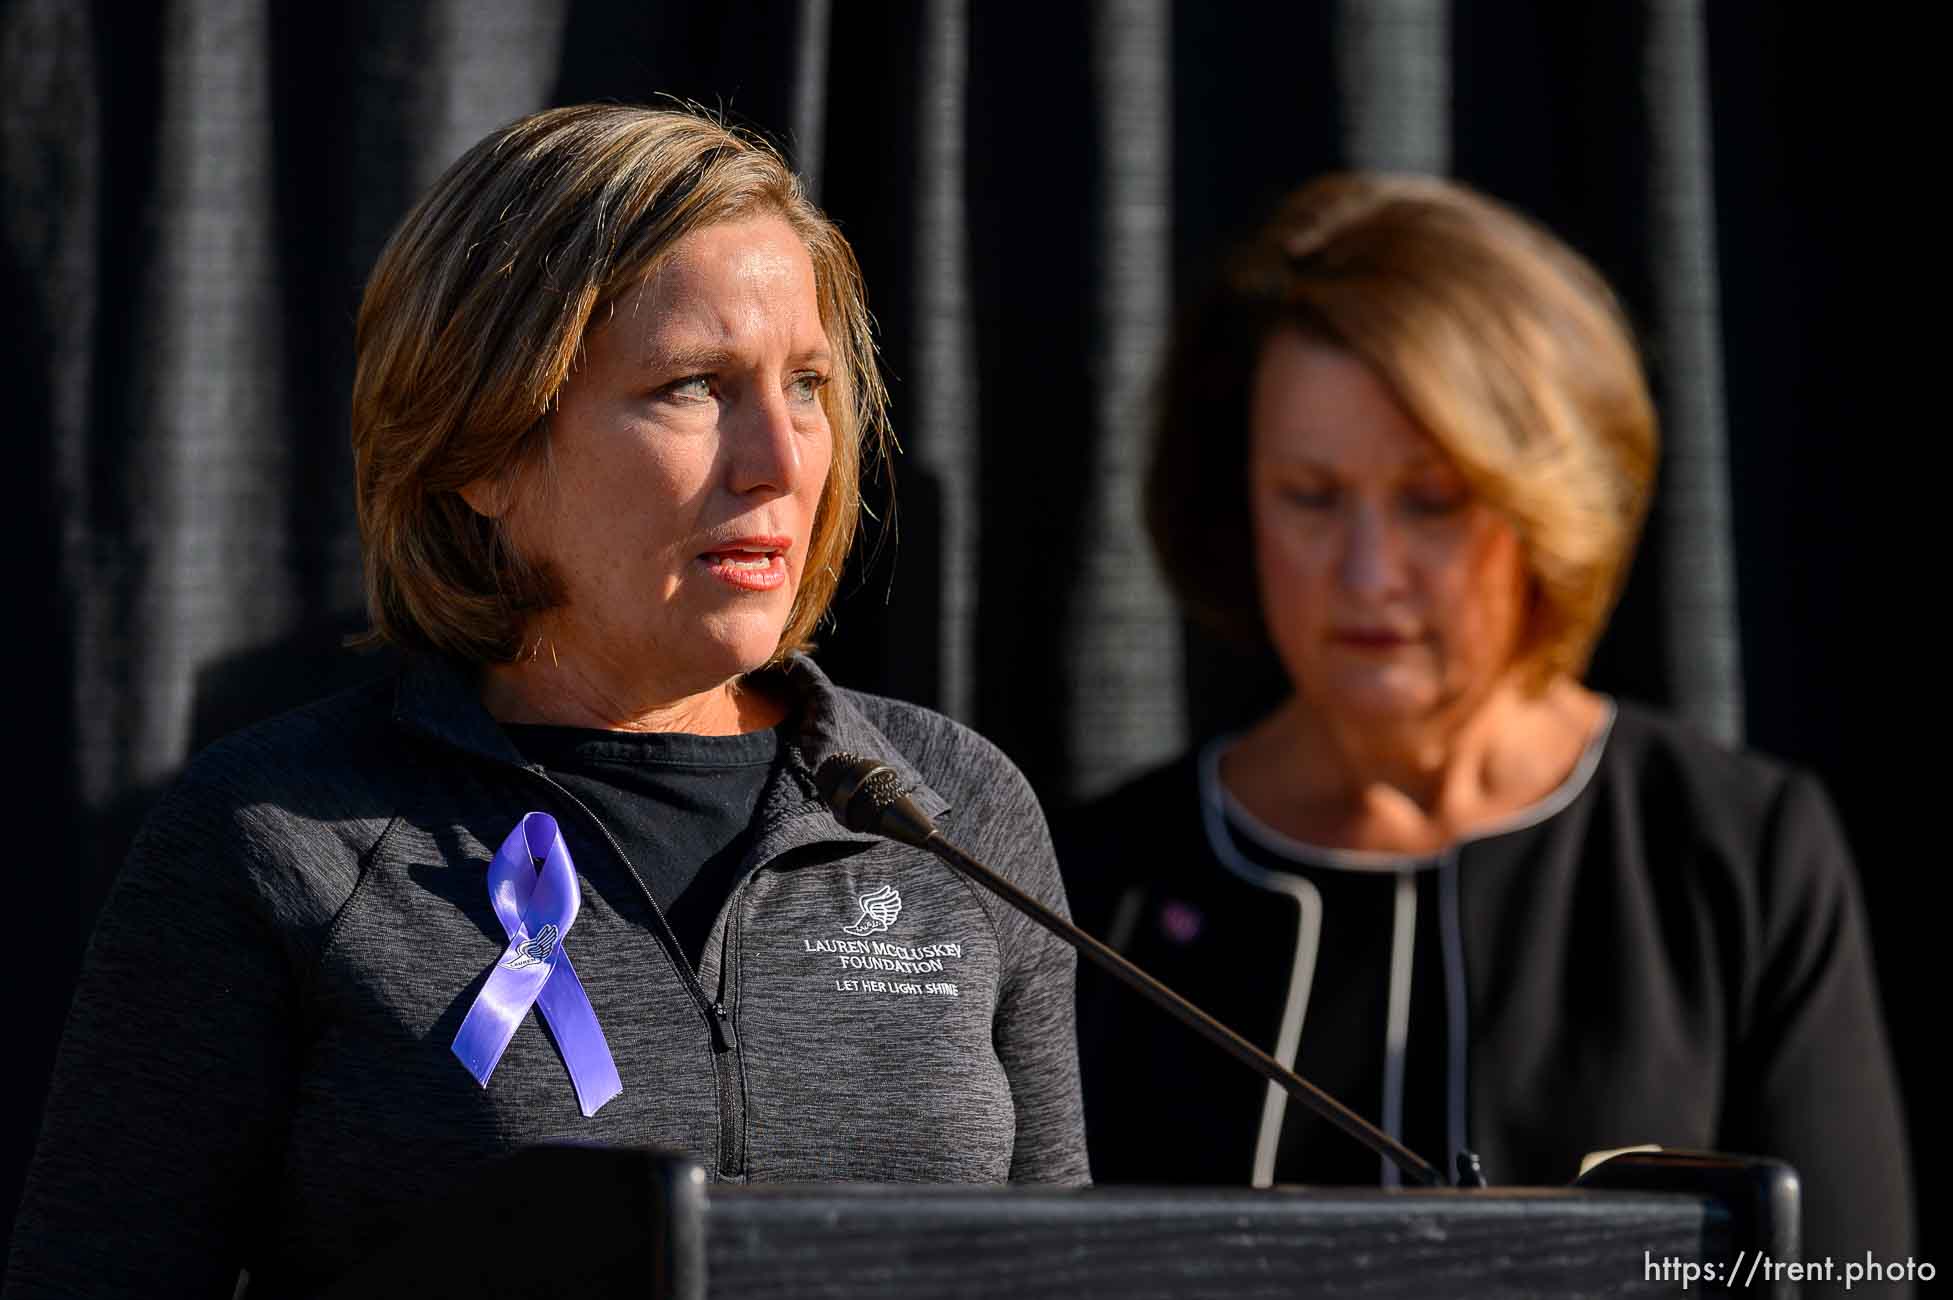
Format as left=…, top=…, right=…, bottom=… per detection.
left=788, top=372, right=830, bottom=403
left=1403, top=489, right=1468, bottom=517
left=1279, top=486, right=1336, bottom=509
left=662, top=375, right=714, bottom=402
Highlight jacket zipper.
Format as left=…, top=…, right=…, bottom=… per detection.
left=710, top=874, right=757, bottom=1177
left=707, top=999, right=742, bottom=1176
left=520, top=767, right=748, bottom=1175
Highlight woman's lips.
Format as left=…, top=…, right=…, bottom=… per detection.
left=699, top=538, right=791, bottom=592
left=1330, top=628, right=1418, bottom=650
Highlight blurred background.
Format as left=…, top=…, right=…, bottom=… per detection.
left=2, top=0, right=1935, bottom=1266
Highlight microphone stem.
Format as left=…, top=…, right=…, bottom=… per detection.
left=923, top=830, right=1445, bottom=1189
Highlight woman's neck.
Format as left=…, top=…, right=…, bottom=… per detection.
left=1221, top=676, right=1606, bottom=855
left=476, top=645, right=785, bottom=736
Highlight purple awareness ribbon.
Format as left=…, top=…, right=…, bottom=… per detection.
left=451, top=813, right=622, bottom=1117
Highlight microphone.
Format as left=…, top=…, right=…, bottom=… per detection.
left=814, top=751, right=1448, bottom=1189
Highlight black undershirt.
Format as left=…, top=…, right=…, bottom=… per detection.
left=506, top=722, right=784, bottom=971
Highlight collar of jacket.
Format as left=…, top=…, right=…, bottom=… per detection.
left=389, top=651, right=952, bottom=847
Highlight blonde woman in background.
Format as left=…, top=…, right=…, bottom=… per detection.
left=1059, top=174, right=1909, bottom=1294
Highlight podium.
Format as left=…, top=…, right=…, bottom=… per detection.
left=329, top=1146, right=1798, bottom=1299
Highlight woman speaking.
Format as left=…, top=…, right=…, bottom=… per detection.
left=1060, top=174, right=1910, bottom=1282
left=8, top=105, right=1086, bottom=1298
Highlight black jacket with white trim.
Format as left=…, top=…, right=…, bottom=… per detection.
left=1059, top=702, right=1910, bottom=1295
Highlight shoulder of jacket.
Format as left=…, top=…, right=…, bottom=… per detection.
left=1051, top=751, right=1203, bottom=888
left=115, top=678, right=408, bottom=949
left=1599, top=700, right=1803, bottom=833
left=835, top=689, right=1032, bottom=798
left=1579, top=701, right=1851, bottom=917
left=162, top=675, right=403, bottom=858
left=1085, top=751, right=1202, bottom=810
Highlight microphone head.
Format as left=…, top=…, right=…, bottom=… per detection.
left=813, top=751, right=901, bottom=833
left=814, top=751, right=934, bottom=845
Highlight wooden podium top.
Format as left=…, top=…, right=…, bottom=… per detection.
left=327, top=1146, right=1798, bottom=1300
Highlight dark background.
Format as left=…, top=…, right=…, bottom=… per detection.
left=3, top=0, right=1935, bottom=1271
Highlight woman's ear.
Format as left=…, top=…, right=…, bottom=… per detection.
left=458, top=475, right=513, bottom=519
left=461, top=426, right=550, bottom=520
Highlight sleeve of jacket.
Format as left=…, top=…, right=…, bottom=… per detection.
left=1720, top=770, right=1913, bottom=1290
left=956, top=744, right=1091, bottom=1186
left=5, top=764, right=337, bottom=1298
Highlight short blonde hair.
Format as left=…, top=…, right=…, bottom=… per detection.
left=1148, top=173, right=1658, bottom=686
left=352, top=104, right=889, bottom=664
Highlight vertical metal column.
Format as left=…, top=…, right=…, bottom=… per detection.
left=1642, top=0, right=1744, bottom=743
left=1066, top=0, right=1185, bottom=801
left=913, top=0, right=979, bottom=724
left=1335, top=0, right=1450, bottom=175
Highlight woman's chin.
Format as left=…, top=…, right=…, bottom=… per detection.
left=1307, top=667, right=1443, bottom=725
left=686, top=611, right=794, bottom=680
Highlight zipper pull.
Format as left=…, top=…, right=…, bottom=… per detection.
left=708, top=1000, right=732, bottom=1052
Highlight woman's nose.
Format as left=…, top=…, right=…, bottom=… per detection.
left=1336, top=501, right=1407, bottom=597
left=727, top=385, right=805, bottom=496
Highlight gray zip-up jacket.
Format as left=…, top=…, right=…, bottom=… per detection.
left=7, top=654, right=1088, bottom=1298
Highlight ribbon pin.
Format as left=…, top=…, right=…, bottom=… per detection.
left=451, top=812, right=622, bottom=1117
